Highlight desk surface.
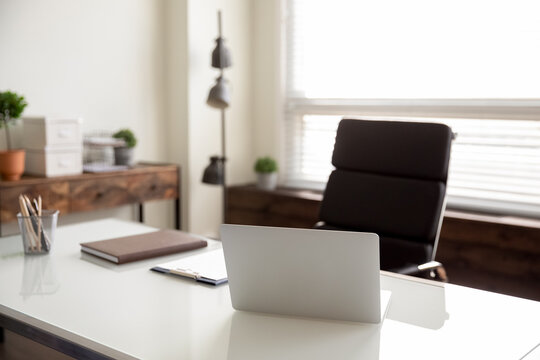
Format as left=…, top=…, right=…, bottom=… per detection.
left=0, top=219, right=539, bottom=360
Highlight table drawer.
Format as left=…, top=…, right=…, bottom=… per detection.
left=130, top=171, right=179, bottom=202
left=70, top=178, right=134, bottom=212
left=70, top=169, right=179, bottom=211
left=0, top=183, right=70, bottom=222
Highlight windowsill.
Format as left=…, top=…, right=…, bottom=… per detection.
left=444, top=209, right=540, bottom=230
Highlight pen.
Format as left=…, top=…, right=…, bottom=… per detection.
left=169, top=268, right=201, bottom=280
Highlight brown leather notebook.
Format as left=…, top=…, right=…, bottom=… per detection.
left=80, top=230, right=208, bottom=264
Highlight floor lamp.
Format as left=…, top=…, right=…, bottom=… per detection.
left=202, top=10, right=231, bottom=224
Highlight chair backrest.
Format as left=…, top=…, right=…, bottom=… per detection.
left=318, top=119, right=453, bottom=269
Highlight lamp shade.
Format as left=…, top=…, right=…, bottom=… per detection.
left=207, top=76, right=230, bottom=109
left=211, top=38, right=232, bottom=69
left=202, top=156, right=224, bottom=185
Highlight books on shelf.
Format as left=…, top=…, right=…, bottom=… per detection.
left=83, top=163, right=129, bottom=173
left=80, top=230, right=207, bottom=264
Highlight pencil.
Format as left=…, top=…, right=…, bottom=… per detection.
left=23, top=195, right=41, bottom=251
left=19, top=195, right=37, bottom=251
left=37, top=196, right=42, bottom=247
left=37, top=196, right=50, bottom=251
left=25, top=195, right=51, bottom=251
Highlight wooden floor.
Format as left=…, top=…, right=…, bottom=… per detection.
left=0, top=330, right=74, bottom=360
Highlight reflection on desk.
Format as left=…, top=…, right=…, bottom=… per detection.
left=21, top=255, right=60, bottom=298
left=227, top=311, right=381, bottom=360
left=381, top=272, right=448, bottom=330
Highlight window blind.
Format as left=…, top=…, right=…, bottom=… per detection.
left=284, top=114, right=540, bottom=217
left=284, top=0, right=540, bottom=217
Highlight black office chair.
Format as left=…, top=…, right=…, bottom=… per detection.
left=315, top=119, right=453, bottom=280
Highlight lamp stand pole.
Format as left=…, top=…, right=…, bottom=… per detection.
left=218, top=12, right=227, bottom=225
left=203, top=10, right=230, bottom=225
left=221, top=107, right=227, bottom=224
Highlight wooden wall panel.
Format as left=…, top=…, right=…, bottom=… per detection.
left=437, top=213, right=540, bottom=300
left=227, top=184, right=540, bottom=301
left=227, top=185, right=321, bottom=228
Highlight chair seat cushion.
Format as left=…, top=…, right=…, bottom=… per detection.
left=319, top=170, right=445, bottom=242
left=314, top=222, right=432, bottom=270
left=379, top=235, right=433, bottom=270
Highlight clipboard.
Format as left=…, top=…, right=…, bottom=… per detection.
left=151, top=248, right=228, bottom=285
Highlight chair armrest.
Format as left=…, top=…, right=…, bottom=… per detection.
left=418, top=261, right=443, bottom=271
left=390, top=261, right=448, bottom=282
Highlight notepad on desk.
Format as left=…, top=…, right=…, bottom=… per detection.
left=80, top=230, right=208, bottom=264
left=151, top=248, right=228, bottom=286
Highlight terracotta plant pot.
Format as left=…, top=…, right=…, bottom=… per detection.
left=0, top=149, right=26, bottom=181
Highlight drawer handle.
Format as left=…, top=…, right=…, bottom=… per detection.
left=59, top=159, right=72, bottom=168
left=150, top=184, right=157, bottom=191
left=96, top=192, right=104, bottom=199
left=58, top=129, right=73, bottom=138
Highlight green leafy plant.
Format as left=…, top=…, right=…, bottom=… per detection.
left=254, top=156, right=278, bottom=173
left=112, top=129, right=137, bottom=148
left=0, top=91, right=28, bottom=151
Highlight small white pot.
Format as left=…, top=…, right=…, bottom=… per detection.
left=256, top=172, right=277, bottom=190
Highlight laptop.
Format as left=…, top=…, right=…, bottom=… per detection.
left=220, top=224, right=390, bottom=323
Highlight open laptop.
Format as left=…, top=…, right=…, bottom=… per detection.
left=220, top=224, right=390, bottom=323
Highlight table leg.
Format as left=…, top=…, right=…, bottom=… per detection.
left=138, top=204, right=144, bottom=223
left=175, top=198, right=181, bottom=230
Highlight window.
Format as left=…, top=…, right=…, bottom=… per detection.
left=284, top=0, right=540, bottom=217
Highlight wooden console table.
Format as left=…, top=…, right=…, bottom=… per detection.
left=0, top=163, right=180, bottom=236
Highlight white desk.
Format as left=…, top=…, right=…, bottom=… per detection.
left=0, top=219, right=539, bottom=360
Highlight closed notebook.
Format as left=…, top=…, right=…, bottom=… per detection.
left=80, top=230, right=208, bottom=264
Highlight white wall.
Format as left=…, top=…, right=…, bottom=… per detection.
left=252, top=0, right=282, bottom=172
left=0, top=0, right=258, bottom=237
left=164, top=0, right=190, bottom=230
left=0, top=0, right=171, bottom=229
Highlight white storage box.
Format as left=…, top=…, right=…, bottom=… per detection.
left=25, top=146, right=83, bottom=177
left=23, top=117, right=83, bottom=150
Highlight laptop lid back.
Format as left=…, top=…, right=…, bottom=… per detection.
left=220, top=225, right=381, bottom=323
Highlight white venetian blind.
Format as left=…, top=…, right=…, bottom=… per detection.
left=284, top=0, right=540, bottom=217
left=284, top=115, right=540, bottom=216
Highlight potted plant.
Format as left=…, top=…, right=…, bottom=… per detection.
left=254, top=156, right=278, bottom=190
left=0, top=91, right=28, bottom=180
left=112, top=129, right=137, bottom=166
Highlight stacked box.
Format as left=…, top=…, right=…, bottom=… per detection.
left=22, top=117, right=83, bottom=177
